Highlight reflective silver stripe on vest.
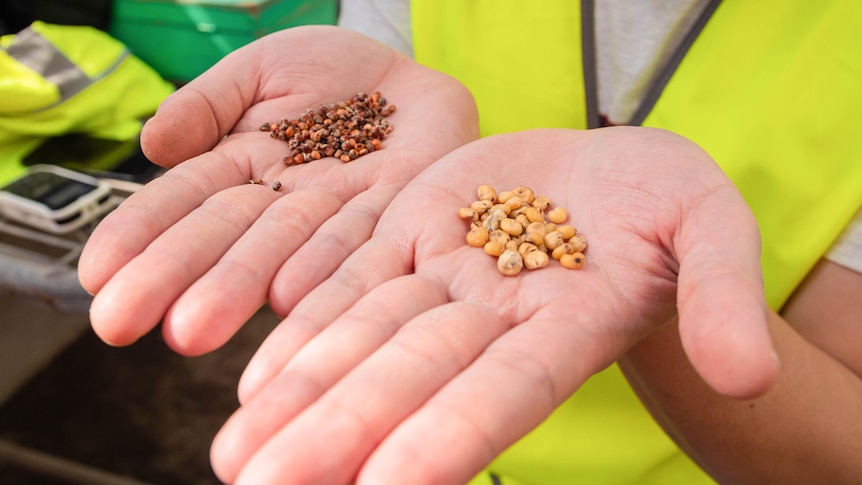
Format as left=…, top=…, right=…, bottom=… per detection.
left=4, top=26, right=129, bottom=106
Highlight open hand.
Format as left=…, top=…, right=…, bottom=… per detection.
left=211, top=127, right=780, bottom=485
left=78, top=26, right=478, bottom=354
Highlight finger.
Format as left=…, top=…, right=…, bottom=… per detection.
left=161, top=182, right=399, bottom=355
left=79, top=151, right=247, bottom=295
left=358, top=311, right=629, bottom=485
left=211, top=274, right=449, bottom=483
left=232, top=301, right=511, bottom=485
left=674, top=184, right=779, bottom=398
left=88, top=177, right=279, bottom=347
left=237, top=229, right=415, bottom=402
left=267, top=183, right=402, bottom=316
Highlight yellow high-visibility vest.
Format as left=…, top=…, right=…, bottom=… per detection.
left=0, top=21, right=174, bottom=183
left=413, top=1, right=862, bottom=483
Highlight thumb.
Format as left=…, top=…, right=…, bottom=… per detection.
left=675, top=184, right=780, bottom=399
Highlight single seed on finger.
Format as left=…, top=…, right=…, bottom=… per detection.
left=272, top=181, right=282, bottom=191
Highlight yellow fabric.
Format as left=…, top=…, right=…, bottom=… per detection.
left=412, top=0, right=862, bottom=484
left=0, top=21, right=174, bottom=185
left=642, top=0, right=862, bottom=309
left=412, top=1, right=589, bottom=135
left=0, top=22, right=174, bottom=141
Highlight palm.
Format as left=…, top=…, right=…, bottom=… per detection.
left=213, top=128, right=778, bottom=485
left=78, top=26, right=478, bottom=354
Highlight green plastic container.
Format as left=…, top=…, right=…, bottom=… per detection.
left=109, top=0, right=338, bottom=83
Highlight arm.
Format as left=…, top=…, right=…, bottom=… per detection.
left=620, top=258, right=862, bottom=484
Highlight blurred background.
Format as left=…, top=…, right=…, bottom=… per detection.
left=0, top=1, right=336, bottom=483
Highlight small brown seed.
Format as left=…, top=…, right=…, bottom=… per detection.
left=272, top=181, right=282, bottom=191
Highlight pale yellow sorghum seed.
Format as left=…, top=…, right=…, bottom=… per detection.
left=489, top=229, right=510, bottom=245
left=532, top=195, right=552, bottom=211
left=458, top=207, right=477, bottom=221
left=497, top=190, right=515, bottom=204
left=497, top=250, right=524, bottom=276
left=557, top=225, right=577, bottom=240
left=551, top=242, right=575, bottom=260
left=461, top=184, right=587, bottom=275
left=504, top=196, right=524, bottom=212
left=560, top=252, right=586, bottom=269
left=524, top=250, right=549, bottom=270
left=568, top=234, right=587, bottom=253
left=543, top=231, right=565, bottom=251
left=466, top=227, right=489, bottom=247
left=525, top=207, right=544, bottom=223
left=547, top=207, right=569, bottom=224
left=513, top=186, right=535, bottom=204
left=518, top=242, right=539, bottom=257
left=477, top=184, right=497, bottom=201
left=471, top=199, right=493, bottom=215
left=484, top=241, right=506, bottom=256
left=501, top=218, right=524, bottom=237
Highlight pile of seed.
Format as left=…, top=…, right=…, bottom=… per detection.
left=260, top=91, right=395, bottom=166
left=458, top=185, right=587, bottom=276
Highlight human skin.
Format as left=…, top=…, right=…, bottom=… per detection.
left=77, top=26, right=479, bottom=354
left=621, top=258, right=862, bottom=484
left=78, top=26, right=782, bottom=485
left=209, top=127, right=779, bottom=485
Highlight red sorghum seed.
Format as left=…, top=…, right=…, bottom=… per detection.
left=262, top=92, right=395, bottom=166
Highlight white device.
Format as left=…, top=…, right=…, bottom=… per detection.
left=0, top=164, right=114, bottom=234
